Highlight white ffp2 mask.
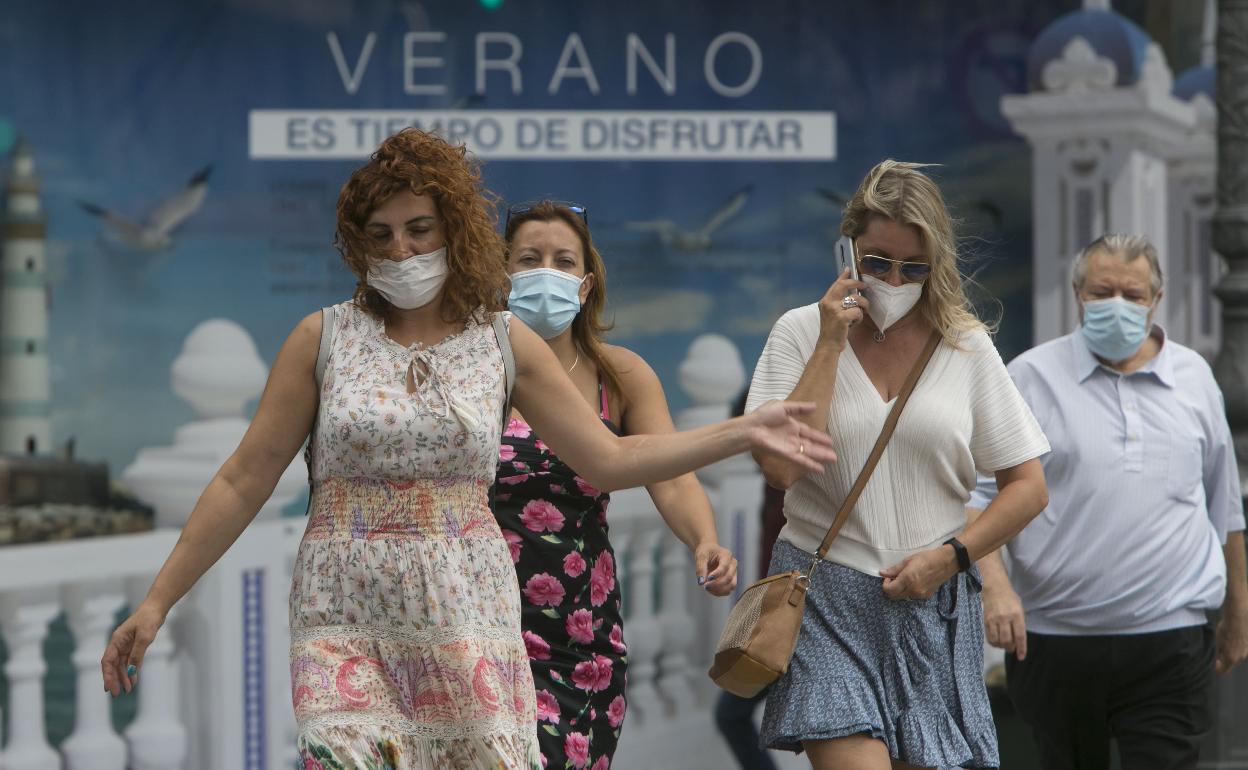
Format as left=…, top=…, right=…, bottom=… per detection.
left=863, top=275, right=922, bottom=332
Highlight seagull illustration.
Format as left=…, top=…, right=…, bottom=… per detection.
left=450, top=93, right=484, bottom=110
left=625, top=184, right=752, bottom=252
left=79, top=165, right=212, bottom=252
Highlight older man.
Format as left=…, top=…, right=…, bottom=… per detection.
left=970, top=234, right=1247, bottom=769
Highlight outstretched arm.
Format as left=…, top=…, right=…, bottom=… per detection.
left=102, top=311, right=321, bottom=696
left=509, top=318, right=835, bottom=494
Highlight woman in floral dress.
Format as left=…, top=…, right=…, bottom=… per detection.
left=101, top=129, right=835, bottom=769
left=494, top=202, right=739, bottom=768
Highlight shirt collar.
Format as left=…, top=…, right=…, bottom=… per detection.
left=1073, top=325, right=1174, bottom=387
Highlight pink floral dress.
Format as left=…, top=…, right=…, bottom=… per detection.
left=492, top=384, right=628, bottom=770
left=291, top=302, right=540, bottom=770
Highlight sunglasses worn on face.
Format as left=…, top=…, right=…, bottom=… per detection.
left=505, top=201, right=589, bottom=231
left=859, top=253, right=931, bottom=283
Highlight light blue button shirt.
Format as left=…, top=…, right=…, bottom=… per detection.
left=970, top=328, right=1244, bottom=635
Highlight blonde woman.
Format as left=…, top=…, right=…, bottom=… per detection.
left=747, top=160, right=1050, bottom=770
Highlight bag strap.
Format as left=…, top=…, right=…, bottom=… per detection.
left=315, top=305, right=336, bottom=391
left=305, top=305, right=336, bottom=515
left=811, top=330, right=942, bottom=564
left=492, top=312, right=516, bottom=436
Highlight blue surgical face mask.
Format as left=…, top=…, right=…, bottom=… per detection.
left=1080, top=296, right=1153, bottom=362
left=508, top=268, right=585, bottom=339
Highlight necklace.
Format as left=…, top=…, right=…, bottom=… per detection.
left=873, top=329, right=886, bottom=343
left=567, top=350, right=580, bottom=374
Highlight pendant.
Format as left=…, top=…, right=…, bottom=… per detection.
left=873, top=330, right=886, bottom=343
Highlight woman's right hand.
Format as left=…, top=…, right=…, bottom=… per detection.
left=816, top=267, right=868, bottom=348
left=101, top=600, right=168, bottom=696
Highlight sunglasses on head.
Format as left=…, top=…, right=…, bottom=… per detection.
left=859, top=253, right=931, bottom=283
left=505, top=200, right=589, bottom=231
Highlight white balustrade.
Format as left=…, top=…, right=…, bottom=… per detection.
left=0, top=589, right=60, bottom=770
left=0, top=518, right=303, bottom=770
left=62, top=581, right=128, bottom=770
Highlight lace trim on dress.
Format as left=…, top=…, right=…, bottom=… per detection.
left=300, top=710, right=529, bottom=740
left=290, top=622, right=520, bottom=647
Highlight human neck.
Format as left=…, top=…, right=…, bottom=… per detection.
left=546, top=329, right=581, bottom=370
left=1097, top=329, right=1161, bottom=374
left=383, top=298, right=459, bottom=346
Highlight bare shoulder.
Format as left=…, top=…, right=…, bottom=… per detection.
left=275, top=310, right=328, bottom=375
left=293, top=310, right=325, bottom=348
left=602, top=344, right=660, bottom=389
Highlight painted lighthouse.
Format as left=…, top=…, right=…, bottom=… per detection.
left=0, top=138, right=51, bottom=456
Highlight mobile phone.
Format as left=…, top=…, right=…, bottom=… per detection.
left=835, top=235, right=860, bottom=289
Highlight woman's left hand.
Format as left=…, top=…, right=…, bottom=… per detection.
left=693, top=542, right=738, bottom=597
left=879, top=546, right=958, bottom=600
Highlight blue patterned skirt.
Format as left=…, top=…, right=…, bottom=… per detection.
left=760, top=539, right=999, bottom=768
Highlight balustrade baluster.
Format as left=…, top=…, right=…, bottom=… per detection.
left=62, top=582, right=127, bottom=770
left=657, top=536, right=697, bottom=712
left=0, top=590, right=60, bottom=770
left=122, top=580, right=186, bottom=770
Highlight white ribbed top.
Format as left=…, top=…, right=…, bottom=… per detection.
left=746, top=303, right=1049, bottom=576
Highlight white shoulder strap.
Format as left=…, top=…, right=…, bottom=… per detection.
left=491, top=312, right=515, bottom=435
left=305, top=305, right=337, bottom=515
left=315, top=305, right=336, bottom=391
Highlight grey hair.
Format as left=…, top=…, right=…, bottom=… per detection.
left=1071, top=233, right=1163, bottom=296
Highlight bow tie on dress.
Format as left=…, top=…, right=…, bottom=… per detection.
left=410, top=349, right=481, bottom=431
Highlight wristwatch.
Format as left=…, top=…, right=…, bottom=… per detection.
left=943, top=537, right=971, bottom=572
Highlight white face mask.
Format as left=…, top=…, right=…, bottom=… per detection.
left=366, top=247, right=448, bottom=309
left=863, top=275, right=923, bottom=332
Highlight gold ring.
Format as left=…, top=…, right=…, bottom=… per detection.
left=798, top=442, right=805, bottom=455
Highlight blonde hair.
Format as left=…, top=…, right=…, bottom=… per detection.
left=840, top=160, right=990, bottom=344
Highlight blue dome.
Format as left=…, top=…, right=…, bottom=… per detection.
left=1173, top=65, right=1215, bottom=101
left=1027, top=9, right=1153, bottom=91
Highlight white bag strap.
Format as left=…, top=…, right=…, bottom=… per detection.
left=305, top=305, right=336, bottom=514
left=315, top=305, right=336, bottom=391
left=491, top=312, right=515, bottom=436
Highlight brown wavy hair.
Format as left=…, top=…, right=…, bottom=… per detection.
left=335, top=128, right=508, bottom=322
left=840, top=160, right=993, bottom=345
left=503, top=201, right=624, bottom=402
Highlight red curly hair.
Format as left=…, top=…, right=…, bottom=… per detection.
left=335, top=128, right=508, bottom=322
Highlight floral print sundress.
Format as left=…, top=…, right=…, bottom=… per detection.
left=291, top=302, right=540, bottom=770
left=492, top=383, right=628, bottom=770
